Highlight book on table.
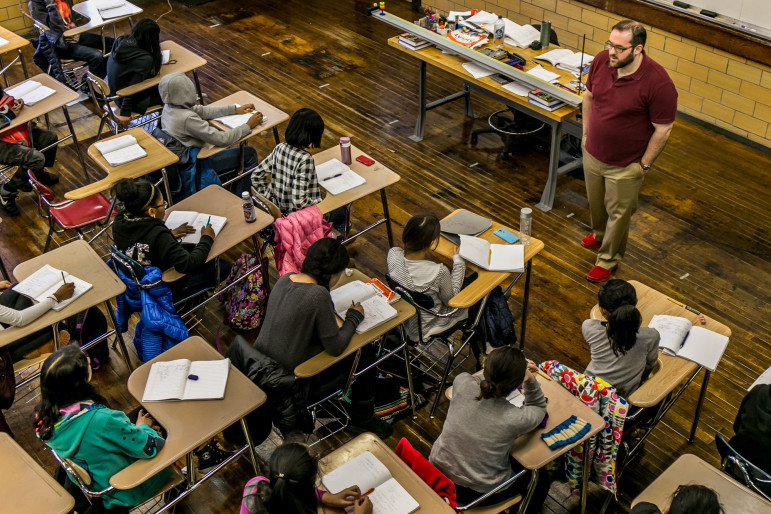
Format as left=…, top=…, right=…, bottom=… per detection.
left=13, top=264, right=92, bottom=311
left=5, top=80, right=56, bottom=106
left=330, top=280, right=398, bottom=335
left=459, top=234, right=524, bottom=272
left=647, top=314, right=730, bottom=372
left=529, top=89, right=563, bottom=107
left=528, top=98, right=564, bottom=112
left=213, top=104, right=266, bottom=130
left=164, top=210, right=227, bottom=244
left=93, top=134, right=147, bottom=166
left=315, top=158, right=365, bottom=195
left=534, top=49, right=594, bottom=73
left=142, top=358, right=230, bottom=402
left=398, top=33, right=431, bottom=50
left=321, top=451, right=419, bottom=514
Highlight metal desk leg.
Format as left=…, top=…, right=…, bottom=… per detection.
left=272, top=126, right=280, bottom=145
left=160, top=168, right=173, bottom=206
left=18, top=49, right=28, bottom=79
left=519, top=260, right=532, bottom=348
left=0, top=55, right=7, bottom=88
left=400, top=325, right=417, bottom=418
left=61, top=105, right=89, bottom=181
left=517, top=469, right=539, bottom=514
left=581, top=439, right=591, bottom=514
left=240, top=418, right=260, bottom=474
left=380, top=189, right=394, bottom=248
left=535, top=120, right=563, bottom=212
left=409, top=61, right=427, bottom=143
left=192, top=70, right=204, bottom=105
left=104, top=300, right=134, bottom=372
left=0, top=254, right=8, bottom=281
left=463, top=82, right=474, bottom=117
left=689, top=368, right=710, bottom=443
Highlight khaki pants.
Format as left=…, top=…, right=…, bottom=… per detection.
left=582, top=139, right=644, bottom=269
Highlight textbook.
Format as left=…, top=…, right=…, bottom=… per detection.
left=459, top=234, right=524, bottom=272
left=164, top=210, right=227, bottom=244
left=528, top=98, right=565, bottom=112
left=93, top=134, right=147, bottom=166
left=5, top=80, right=55, bottom=106
left=534, top=49, right=594, bottom=73
left=142, top=358, right=230, bottom=402
left=647, top=315, right=730, bottom=372
left=748, top=367, right=771, bottom=391
left=529, top=89, right=563, bottom=107
left=397, top=33, right=431, bottom=50
left=315, top=158, right=365, bottom=195
left=321, top=451, right=419, bottom=514
left=330, top=280, right=398, bottom=334
left=13, top=264, right=92, bottom=311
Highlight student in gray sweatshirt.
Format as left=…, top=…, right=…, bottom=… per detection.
left=429, top=347, right=550, bottom=511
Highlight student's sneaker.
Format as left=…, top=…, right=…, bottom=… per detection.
left=194, top=441, right=235, bottom=473
left=0, top=186, right=19, bottom=216
left=347, top=416, right=393, bottom=440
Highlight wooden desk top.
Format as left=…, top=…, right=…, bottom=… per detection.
left=111, top=336, right=267, bottom=489
left=161, top=185, right=273, bottom=282
left=632, top=454, right=770, bottom=513
left=590, top=280, right=732, bottom=408
left=387, top=36, right=580, bottom=123
left=1, top=433, right=75, bottom=514
left=317, top=433, right=456, bottom=514
left=117, top=41, right=206, bottom=97
left=0, top=26, right=31, bottom=54
left=0, top=240, right=125, bottom=348
left=65, top=128, right=179, bottom=200
left=5, top=74, right=79, bottom=132
left=434, top=209, right=544, bottom=308
left=66, top=0, right=143, bottom=37
left=314, top=145, right=401, bottom=214
left=197, top=90, right=290, bottom=159
left=294, top=269, right=416, bottom=378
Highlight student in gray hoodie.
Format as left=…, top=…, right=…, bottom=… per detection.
left=158, top=72, right=262, bottom=193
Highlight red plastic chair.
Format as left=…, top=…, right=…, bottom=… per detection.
left=28, top=171, right=115, bottom=252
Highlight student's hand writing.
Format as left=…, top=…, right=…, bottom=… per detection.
left=322, top=485, right=361, bottom=507
left=246, top=112, right=264, bottom=129
left=11, top=99, right=23, bottom=115
left=52, top=282, right=75, bottom=302
left=171, top=222, right=196, bottom=238
left=0, top=280, right=11, bottom=291
left=351, top=302, right=364, bottom=316
left=235, top=103, right=255, bottom=115
left=136, top=409, right=153, bottom=426
left=353, top=496, right=373, bottom=514
left=200, top=224, right=216, bottom=240
left=526, top=358, right=539, bottom=374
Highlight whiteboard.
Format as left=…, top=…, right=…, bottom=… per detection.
left=674, top=0, right=771, bottom=33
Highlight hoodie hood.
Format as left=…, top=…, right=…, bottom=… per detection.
left=46, top=403, right=103, bottom=459
left=159, top=72, right=197, bottom=108
left=110, top=34, right=150, bottom=64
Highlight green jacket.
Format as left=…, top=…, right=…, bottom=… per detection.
left=44, top=403, right=170, bottom=509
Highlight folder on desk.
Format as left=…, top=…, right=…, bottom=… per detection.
left=439, top=209, right=491, bottom=245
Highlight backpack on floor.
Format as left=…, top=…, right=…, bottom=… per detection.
left=61, top=308, right=110, bottom=370
left=217, top=253, right=268, bottom=331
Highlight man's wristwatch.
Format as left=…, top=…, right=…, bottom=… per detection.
left=641, top=163, right=652, bottom=173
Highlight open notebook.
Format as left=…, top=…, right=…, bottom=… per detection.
left=459, top=234, right=524, bottom=272
left=95, top=0, right=138, bottom=19
left=6, top=80, right=56, bottom=106
left=142, top=358, right=230, bottom=402
left=93, top=134, right=147, bottom=166
left=322, top=451, right=419, bottom=514
left=13, top=264, right=92, bottom=311
left=330, top=280, right=398, bottom=335
left=316, top=158, right=365, bottom=195
left=213, top=104, right=265, bottom=130
left=164, top=210, right=227, bottom=245
left=648, top=315, right=730, bottom=372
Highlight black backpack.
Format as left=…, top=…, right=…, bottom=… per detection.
left=60, top=308, right=110, bottom=370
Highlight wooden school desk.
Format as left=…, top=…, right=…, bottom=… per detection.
left=111, top=336, right=266, bottom=513
left=66, top=127, right=179, bottom=201
left=435, top=209, right=544, bottom=347
left=1, top=433, right=75, bottom=514
left=314, top=145, right=400, bottom=247
left=632, top=454, right=770, bottom=514
left=446, top=373, right=604, bottom=514
left=317, top=432, right=456, bottom=514
left=0, top=26, right=30, bottom=86
left=67, top=0, right=142, bottom=39
left=388, top=36, right=582, bottom=212
left=117, top=41, right=206, bottom=104
left=5, top=73, right=89, bottom=178
left=0, top=240, right=132, bottom=376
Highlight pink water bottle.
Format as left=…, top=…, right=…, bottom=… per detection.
left=242, top=191, right=256, bottom=223
left=340, top=136, right=352, bottom=165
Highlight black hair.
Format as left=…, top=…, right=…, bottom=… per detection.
left=402, top=213, right=441, bottom=253
left=598, top=279, right=642, bottom=356
left=267, top=442, right=318, bottom=514
left=131, top=18, right=162, bottom=75
left=300, top=238, right=349, bottom=290
left=113, top=178, right=162, bottom=217
left=612, top=19, right=647, bottom=48
left=669, top=484, right=724, bottom=514
left=285, top=108, right=325, bottom=148
left=478, top=346, right=527, bottom=400
left=34, top=345, right=109, bottom=441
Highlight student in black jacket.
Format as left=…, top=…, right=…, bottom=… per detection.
left=111, top=178, right=230, bottom=301
left=729, top=383, right=771, bottom=474
left=107, top=19, right=163, bottom=125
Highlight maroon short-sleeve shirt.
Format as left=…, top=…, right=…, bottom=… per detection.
left=585, top=50, right=678, bottom=167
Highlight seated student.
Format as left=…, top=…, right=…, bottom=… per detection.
left=0, top=88, right=60, bottom=215
left=107, top=18, right=163, bottom=125
left=34, top=345, right=169, bottom=511
left=241, top=440, right=372, bottom=514
left=631, top=484, right=724, bottom=514
left=728, top=383, right=771, bottom=474
left=28, top=0, right=115, bottom=78
left=158, top=72, right=261, bottom=194
left=253, top=238, right=392, bottom=439
left=111, top=178, right=230, bottom=301
left=429, top=346, right=549, bottom=512
left=583, top=279, right=660, bottom=399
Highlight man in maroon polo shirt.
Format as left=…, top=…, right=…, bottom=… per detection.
left=581, top=20, right=677, bottom=283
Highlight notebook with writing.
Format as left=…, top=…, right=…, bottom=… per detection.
left=330, top=281, right=398, bottom=334
left=142, top=358, right=230, bottom=402
left=13, top=264, right=92, bottom=311
left=647, top=314, right=730, bottom=372
left=164, top=210, right=227, bottom=245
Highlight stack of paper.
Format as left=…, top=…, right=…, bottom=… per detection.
left=6, top=80, right=56, bottom=106
left=505, top=24, right=541, bottom=47
left=462, top=61, right=495, bottom=79
left=526, top=65, right=561, bottom=83
left=93, top=134, right=147, bottom=166
left=315, top=158, right=365, bottom=195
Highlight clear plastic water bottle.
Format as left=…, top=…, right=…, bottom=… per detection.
left=520, top=207, right=532, bottom=246
left=242, top=191, right=256, bottom=223
left=493, top=15, right=505, bottom=50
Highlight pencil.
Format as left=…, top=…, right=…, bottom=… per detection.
left=362, top=487, right=375, bottom=498
left=667, top=297, right=701, bottom=315
left=534, top=368, right=552, bottom=381
left=61, top=271, right=67, bottom=284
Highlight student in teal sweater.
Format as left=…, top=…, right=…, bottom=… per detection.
left=35, top=345, right=169, bottom=510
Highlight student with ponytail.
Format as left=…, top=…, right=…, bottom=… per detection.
left=429, top=347, right=549, bottom=511
left=583, top=279, right=660, bottom=398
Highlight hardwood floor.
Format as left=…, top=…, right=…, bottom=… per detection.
left=2, top=0, right=770, bottom=512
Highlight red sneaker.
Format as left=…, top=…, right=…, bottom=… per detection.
left=586, top=265, right=618, bottom=283
left=581, top=233, right=602, bottom=249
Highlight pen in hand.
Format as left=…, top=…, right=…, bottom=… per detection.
left=206, top=216, right=211, bottom=228
left=61, top=271, right=67, bottom=285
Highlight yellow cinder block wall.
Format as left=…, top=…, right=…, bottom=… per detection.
left=0, top=0, right=33, bottom=33
left=428, top=0, right=771, bottom=147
